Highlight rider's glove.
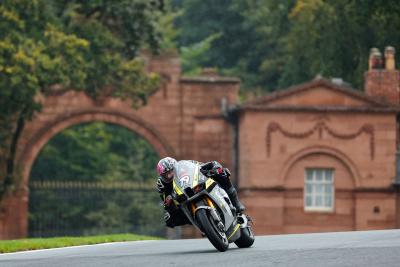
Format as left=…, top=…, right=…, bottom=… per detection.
left=223, top=167, right=231, bottom=177
left=200, top=162, right=214, bottom=173
left=200, top=161, right=224, bottom=177
left=164, top=195, right=173, bottom=209
left=202, top=165, right=231, bottom=178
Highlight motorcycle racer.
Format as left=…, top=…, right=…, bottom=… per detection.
left=156, top=157, right=245, bottom=228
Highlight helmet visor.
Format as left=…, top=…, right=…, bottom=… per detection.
left=161, top=169, right=174, bottom=183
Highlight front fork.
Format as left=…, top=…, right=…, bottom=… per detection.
left=192, top=196, right=224, bottom=232
left=191, top=196, right=215, bottom=214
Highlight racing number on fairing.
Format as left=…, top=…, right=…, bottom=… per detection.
left=179, top=175, right=190, bottom=187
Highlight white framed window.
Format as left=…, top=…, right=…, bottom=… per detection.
left=304, top=168, right=334, bottom=212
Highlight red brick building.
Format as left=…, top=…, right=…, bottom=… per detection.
left=1, top=47, right=400, bottom=239
left=235, top=46, right=400, bottom=234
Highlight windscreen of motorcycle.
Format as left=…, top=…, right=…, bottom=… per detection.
left=173, top=160, right=206, bottom=192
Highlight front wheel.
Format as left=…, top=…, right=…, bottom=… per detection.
left=196, top=209, right=229, bottom=252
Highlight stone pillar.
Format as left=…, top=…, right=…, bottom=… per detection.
left=0, top=188, right=28, bottom=239
left=395, top=151, right=400, bottom=228
left=177, top=72, right=240, bottom=239
left=141, top=50, right=182, bottom=84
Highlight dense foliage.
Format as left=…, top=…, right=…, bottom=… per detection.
left=31, top=122, right=159, bottom=182
left=174, top=0, right=400, bottom=92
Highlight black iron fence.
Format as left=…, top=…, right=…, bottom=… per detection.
left=28, top=180, right=165, bottom=238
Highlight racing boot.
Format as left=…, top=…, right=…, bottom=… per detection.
left=227, top=187, right=245, bottom=213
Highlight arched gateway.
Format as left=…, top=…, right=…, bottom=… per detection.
left=20, top=109, right=175, bottom=185
left=0, top=54, right=240, bottom=239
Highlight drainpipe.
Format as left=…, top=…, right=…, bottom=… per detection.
left=395, top=113, right=400, bottom=228
left=221, top=98, right=240, bottom=188
left=394, top=151, right=400, bottom=228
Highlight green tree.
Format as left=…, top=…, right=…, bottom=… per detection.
left=31, top=122, right=159, bottom=182
left=278, top=0, right=336, bottom=88
left=229, top=0, right=295, bottom=92
left=174, top=0, right=400, bottom=92
left=174, top=0, right=256, bottom=72
left=0, top=0, right=166, bottom=194
left=180, top=34, right=221, bottom=75
left=278, top=0, right=400, bottom=89
left=173, top=0, right=293, bottom=91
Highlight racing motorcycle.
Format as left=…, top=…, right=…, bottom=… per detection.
left=171, top=160, right=255, bottom=252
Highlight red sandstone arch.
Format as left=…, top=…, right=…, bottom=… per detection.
left=17, top=108, right=176, bottom=186
left=279, top=145, right=361, bottom=188
left=280, top=146, right=358, bottom=233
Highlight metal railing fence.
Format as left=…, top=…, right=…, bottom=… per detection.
left=28, top=180, right=164, bottom=238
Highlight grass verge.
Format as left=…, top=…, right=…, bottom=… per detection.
left=0, top=233, right=162, bottom=253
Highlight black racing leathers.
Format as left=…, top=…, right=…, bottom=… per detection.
left=156, top=160, right=233, bottom=228
left=156, top=174, right=191, bottom=228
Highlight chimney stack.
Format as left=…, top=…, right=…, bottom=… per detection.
left=368, top=48, right=383, bottom=70
left=364, top=46, right=399, bottom=105
left=385, top=46, right=396, bottom=70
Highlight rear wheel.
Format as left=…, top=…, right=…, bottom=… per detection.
left=196, top=209, right=229, bottom=252
left=234, top=226, right=255, bottom=248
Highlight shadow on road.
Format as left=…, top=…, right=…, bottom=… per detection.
left=163, top=247, right=243, bottom=255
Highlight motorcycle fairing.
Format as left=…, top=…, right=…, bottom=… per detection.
left=172, top=160, right=237, bottom=233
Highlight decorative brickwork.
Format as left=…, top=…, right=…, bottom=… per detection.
left=278, top=145, right=361, bottom=188
left=266, top=120, right=375, bottom=159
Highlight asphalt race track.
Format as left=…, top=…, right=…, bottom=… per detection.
left=1, top=229, right=400, bottom=267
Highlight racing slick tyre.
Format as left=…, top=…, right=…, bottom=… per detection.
left=196, top=209, right=229, bottom=252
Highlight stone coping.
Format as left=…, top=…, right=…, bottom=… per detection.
left=180, top=76, right=240, bottom=83
left=239, top=105, right=400, bottom=113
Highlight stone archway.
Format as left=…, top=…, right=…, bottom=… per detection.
left=279, top=145, right=361, bottom=188
left=18, top=109, right=175, bottom=185
left=280, top=146, right=358, bottom=233
left=3, top=107, right=176, bottom=239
